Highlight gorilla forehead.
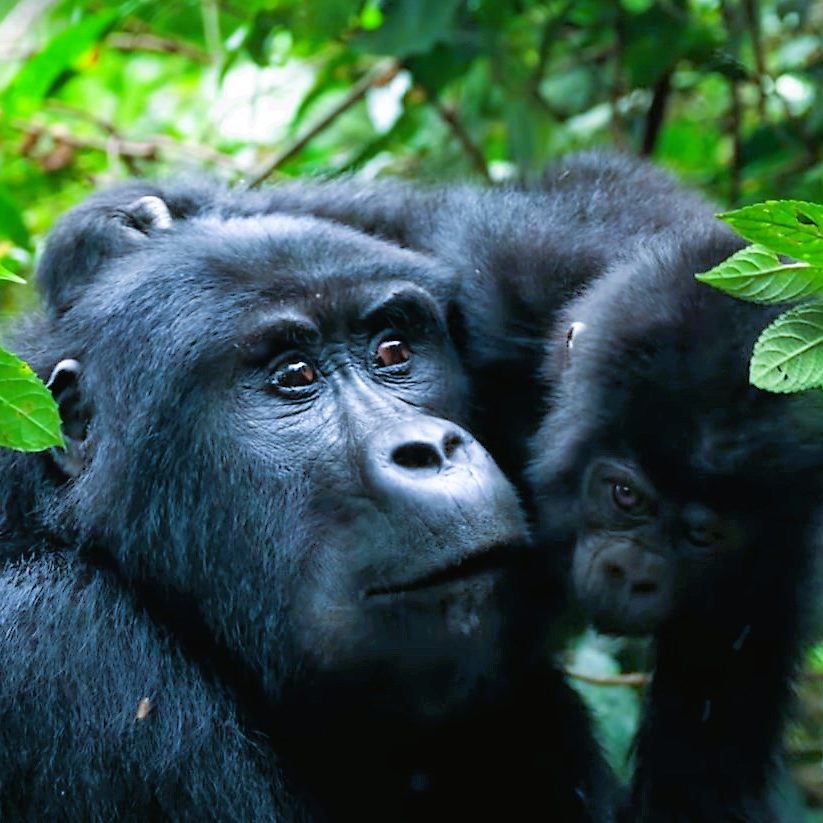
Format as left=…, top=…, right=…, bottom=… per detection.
left=73, top=212, right=451, bottom=359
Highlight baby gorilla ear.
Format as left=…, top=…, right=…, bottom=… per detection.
left=46, top=359, right=89, bottom=478
left=38, top=188, right=175, bottom=311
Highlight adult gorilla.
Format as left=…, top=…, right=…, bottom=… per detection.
left=0, top=188, right=614, bottom=819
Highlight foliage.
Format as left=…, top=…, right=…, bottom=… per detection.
left=697, top=199, right=823, bottom=393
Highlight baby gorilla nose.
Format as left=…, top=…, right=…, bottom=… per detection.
left=596, top=543, right=662, bottom=598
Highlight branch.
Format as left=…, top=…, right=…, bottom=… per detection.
left=531, top=0, right=576, bottom=93
left=641, top=70, right=673, bottom=156
left=13, top=120, right=238, bottom=171
left=433, top=100, right=491, bottom=183
left=107, top=32, right=211, bottom=64
left=564, top=669, right=650, bottom=689
left=720, top=0, right=743, bottom=203
left=741, top=0, right=766, bottom=117
left=246, top=60, right=401, bottom=189
left=609, top=8, right=627, bottom=145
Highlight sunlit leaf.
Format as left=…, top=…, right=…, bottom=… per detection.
left=0, top=348, right=63, bottom=452
left=749, top=303, right=823, bottom=393
left=0, top=266, right=25, bottom=285
left=696, top=244, right=823, bottom=303
left=719, top=201, right=823, bottom=266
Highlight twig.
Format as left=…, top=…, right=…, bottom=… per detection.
left=246, top=60, right=401, bottom=189
left=530, top=0, right=576, bottom=108
left=13, top=120, right=238, bottom=170
left=610, top=8, right=627, bottom=146
left=433, top=100, right=491, bottom=182
left=107, top=32, right=211, bottom=64
left=642, top=70, right=672, bottom=156
left=564, top=669, right=650, bottom=689
left=720, top=0, right=744, bottom=203
left=741, top=0, right=766, bottom=117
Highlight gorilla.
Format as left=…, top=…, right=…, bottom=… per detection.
left=534, top=223, right=823, bottom=820
left=0, top=186, right=615, bottom=820
left=239, top=152, right=823, bottom=820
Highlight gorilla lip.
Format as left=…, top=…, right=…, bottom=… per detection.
left=363, top=543, right=516, bottom=599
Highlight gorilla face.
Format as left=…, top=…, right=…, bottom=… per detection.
left=572, top=456, right=748, bottom=635
left=48, top=204, right=531, bottom=725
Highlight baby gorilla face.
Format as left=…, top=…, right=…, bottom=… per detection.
left=572, top=457, right=747, bottom=635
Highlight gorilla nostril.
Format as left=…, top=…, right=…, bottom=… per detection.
left=391, top=442, right=443, bottom=471
left=442, top=432, right=463, bottom=460
left=604, top=563, right=625, bottom=582
left=632, top=580, right=658, bottom=596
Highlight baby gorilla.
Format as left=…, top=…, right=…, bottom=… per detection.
left=534, top=222, right=823, bottom=820
left=0, top=187, right=613, bottom=820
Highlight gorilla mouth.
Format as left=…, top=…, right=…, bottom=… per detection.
left=365, top=544, right=514, bottom=598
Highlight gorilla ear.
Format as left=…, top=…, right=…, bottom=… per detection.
left=565, top=321, right=587, bottom=353
left=46, top=359, right=89, bottom=478
left=116, top=195, right=173, bottom=235
left=38, top=190, right=176, bottom=311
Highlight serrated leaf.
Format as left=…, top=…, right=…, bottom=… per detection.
left=0, top=348, right=63, bottom=452
left=749, top=304, right=823, bottom=393
left=719, top=201, right=823, bottom=266
left=696, top=244, right=823, bottom=303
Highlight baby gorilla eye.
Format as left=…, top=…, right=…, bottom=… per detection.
left=374, top=338, right=412, bottom=369
left=612, top=482, right=643, bottom=512
left=269, top=358, right=316, bottom=391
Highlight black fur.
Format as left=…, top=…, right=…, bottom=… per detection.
left=0, top=188, right=615, bottom=820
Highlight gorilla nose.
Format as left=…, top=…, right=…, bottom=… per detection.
left=363, top=417, right=526, bottom=541
left=596, top=543, right=662, bottom=598
left=390, top=431, right=464, bottom=472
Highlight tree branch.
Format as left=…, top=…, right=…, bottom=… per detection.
left=246, top=60, right=401, bottom=189
left=642, top=70, right=672, bottom=156
left=433, top=100, right=491, bottom=182
left=107, top=32, right=211, bottom=64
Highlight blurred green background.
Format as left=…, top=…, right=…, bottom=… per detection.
left=2, top=0, right=823, bottom=814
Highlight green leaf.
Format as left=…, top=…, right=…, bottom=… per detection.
left=719, top=201, right=823, bottom=266
left=2, top=11, right=120, bottom=115
left=696, top=244, right=823, bottom=303
left=0, top=188, right=29, bottom=248
left=354, top=0, right=462, bottom=58
left=0, top=348, right=63, bottom=452
left=0, top=266, right=25, bottom=285
left=749, top=304, right=823, bottom=394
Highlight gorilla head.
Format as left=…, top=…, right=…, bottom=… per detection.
left=40, top=191, right=534, bottom=724
left=532, top=223, right=823, bottom=636
left=0, top=184, right=625, bottom=821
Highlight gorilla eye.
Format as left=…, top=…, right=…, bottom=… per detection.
left=269, top=358, right=316, bottom=391
left=612, top=482, right=643, bottom=512
left=374, top=338, right=412, bottom=369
